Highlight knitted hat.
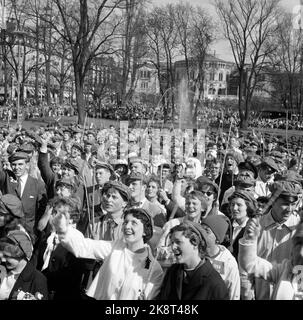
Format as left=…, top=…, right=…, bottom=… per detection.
left=201, top=215, right=229, bottom=244
left=0, top=230, right=32, bottom=261
left=0, top=194, right=24, bottom=218
left=102, top=181, right=130, bottom=202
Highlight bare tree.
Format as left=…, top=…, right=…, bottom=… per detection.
left=48, top=0, right=124, bottom=124
left=215, top=0, right=281, bottom=129
left=266, top=12, right=303, bottom=117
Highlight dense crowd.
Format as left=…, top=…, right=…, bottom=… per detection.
left=0, top=116, right=302, bottom=301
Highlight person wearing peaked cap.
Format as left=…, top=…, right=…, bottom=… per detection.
left=221, top=160, right=258, bottom=209
left=238, top=219, right=303, bottom=299
left=155, top=221, right=229, bottom=300
left=70, top=141, right=93, bottom=188
left=0, top=230, right=48, bottom=300
left=125, top=172, right=166, bottom=228
left=254, top=157, right=279, bottom=199
left=17, top=143, right=35, bottom=155
left=51, top=201, right=164, bottom=300
left=0, top=150, right=47, bottom=242
left=201, top=215, right=240, bottom=300
left=240, top=171, right=303, bottom=300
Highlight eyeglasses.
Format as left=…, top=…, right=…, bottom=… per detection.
left=201, top=191, right=214, bottom=197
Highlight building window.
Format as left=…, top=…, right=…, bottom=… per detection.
left=141, top=82, right=148, bottom=90
left=219, top=73, right=223, bottom=81
left=140, top=70, right=150, bottom=79
left=210, top=73, right=215, bottom=81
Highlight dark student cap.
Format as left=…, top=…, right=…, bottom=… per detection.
left=125, top=172, right=148, bottom=185
left=63, top=159, right=80, bottom=174
left=8, top=152, right=30, bottom=163
left=260, top=157, right=279, bottom=172
left=17, top=143, right=35, bottom=154
left=195, top=176, right=219, bottom=193
left=102, top=181, right=131, bottom=202
left=55, top=177, right=76, bottom=191
left=238, top=161, right=258, bottom=179
left=95, top=161, right=115, bottom=174
left=71, top=142, right=84, bottom=154
left=0, top=194, right=24, bottom=218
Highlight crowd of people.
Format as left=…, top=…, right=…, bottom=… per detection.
left=0, top=115, right=302, bottom=301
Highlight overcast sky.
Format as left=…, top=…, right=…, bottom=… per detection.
left=151, top=0, right=301, bottom=62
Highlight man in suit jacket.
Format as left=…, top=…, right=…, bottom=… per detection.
left=0, top=152, right=47, bottom=241
left=125, top=172, right=166, bottom=228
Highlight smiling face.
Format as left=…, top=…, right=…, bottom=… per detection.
left=122, top=213, right=145, bottom=244
left=185, top=196, right=206, bottom=222
left=0, top=252, right=22, bottom=270
left=272, top=197, right=297, bottom=223
left=170, top=230, right=199, bottom=266
left=102, top=188, right=127, bottom=214
left=10, top=159, right=29, bottom=178
left=146, top=181, right=159, bottom=199
left=62, top=167, right=76, bottom=179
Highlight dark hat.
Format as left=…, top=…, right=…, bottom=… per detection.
left=95, top=161, right=115, bottom=174
left=238, top=161, right=258, bottom=179
left=63, top=159, right=81, bottom=174
left=270, top=171, right=303, bottom=197
left=50, top=156, right=63, bottom=166
left=55, top=177, right=76, bottom=191
left=8, top=151, right=30, bottom=163
left=125, top=172, right=148, bottom=185
left=260, top=157, right=279, bottom=172
left=195, top=176, right=219, bottom=193
left=6, top=143, right=19, bottom=155
left=17, top=143, right=35, bottom=154
left=123, top=208, right=153, bottom=242
left=102, top=181, right=130, bottom=202
left=201, top=215, right=229, bottom=244
left=0, top=194, right=24, bottom=218
left=228, top=189, right=258, bottom=211
left=0, top=230, right=32, bottom=261
left=180, top=220, right=208, bottom=248
left=71, top=142, right=84, bottom=153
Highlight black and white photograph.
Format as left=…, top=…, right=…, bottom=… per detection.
left=0, top=0, right=303, bottom=307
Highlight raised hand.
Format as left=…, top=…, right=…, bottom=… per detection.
left=244, top=217, right=261, bottom=241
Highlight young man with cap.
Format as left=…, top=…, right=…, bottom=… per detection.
left=255, top=156, right=279, bottom=198
left=221, top=161, right=258, bottom=208
left=70, top=142, right=93, bottom=188
left=125, top=172, right=166, bottom=228
left=52, top=207, right=163, bottom=300
left=156, top=221, right=229, bottom=300
left=201, top=215, right=240, bottom=300
left=0, top=230, right=48, bottom=300
left=239, top=219, right=303, bottom=300
left=0, top=151, right=47, bottom=242
left=129, top=158, right=148, bottom=175
left=86, top=161, right=116, bottom=219
left=250, top=175, right=303, bottom=300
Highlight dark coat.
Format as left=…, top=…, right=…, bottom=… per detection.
left=41, top=244, right=86, bottom=300
left=164, top=200, right=185, bottom=220
left=37, top=151, right=60, bottom=200
left=0, top=169, right=47, bottom=240
left=8, top=261, right=48, bottom=300
left=156, top=260, right=229, bottom=300
left=231, top=225, right=246, bottom=262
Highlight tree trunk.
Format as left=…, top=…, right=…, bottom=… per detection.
left=75, top=72, right=85, bottom=125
